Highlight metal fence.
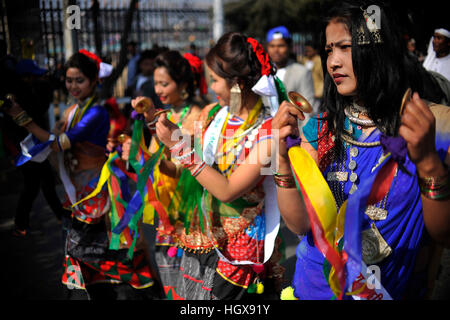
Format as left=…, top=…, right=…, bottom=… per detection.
left=38, top=0, right=213, bottom=127
left=0, top=0, right=8, bottom=45
left=40, top=0, right=212, bottom=76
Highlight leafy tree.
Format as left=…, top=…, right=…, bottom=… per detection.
left=224, top=0, right=334, bottom=40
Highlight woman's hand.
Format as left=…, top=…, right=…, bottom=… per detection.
left=155, top=113, right=183, bottom=149
left=120, top=136, right=132, bottom=161
left=398, top=92, right=442, bottom=176
left=3, top=95, right=24, bottom=118
left=131, top=96, right=155, bottom=123
left=272, top=100, right=305, bottom=161
left=52, top=120, right=65, bottom=135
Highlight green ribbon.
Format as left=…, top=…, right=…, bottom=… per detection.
left=106, top=153, right=122, bottom=250
left=274, top=76, right=289, bottom=104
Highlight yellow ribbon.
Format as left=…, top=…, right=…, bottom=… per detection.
left=288, top=145, right=344, bottom=298
left=71, top=152, right=114, bottom=208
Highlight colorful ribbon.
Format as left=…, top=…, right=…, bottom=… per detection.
left=73, top=116, right=166, bottom=259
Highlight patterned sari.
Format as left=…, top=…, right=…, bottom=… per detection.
left=291, top=104, right=450, bottom=300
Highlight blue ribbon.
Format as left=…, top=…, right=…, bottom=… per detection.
left=343, top=154, right=391, bottom=291
left=109, top=161, right=132, bottom=202
left=15, top=135, right=54, bottom=166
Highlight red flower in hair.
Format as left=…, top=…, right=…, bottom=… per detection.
left=184, top=52, right=208, bottom=95
left=184, top=53, right=202, bottom=73
left=79, top=49, right=102, bottom=70
left=246, top=37, right=272, bottom=76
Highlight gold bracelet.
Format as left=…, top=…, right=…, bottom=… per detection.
left=57, top=133, right=72, bottom=151
left=273, top=173, right=297, bottom=189
left=418, top=171, right=449, bottom=189
left=417, top=165, right=450, bottom=200
left=13, top=111, right=33, bottom=127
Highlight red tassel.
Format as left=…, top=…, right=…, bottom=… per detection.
left=252, top=263, right=264, bottom=274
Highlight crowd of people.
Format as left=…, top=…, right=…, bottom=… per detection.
left=1, top=0, right=450, bottom=301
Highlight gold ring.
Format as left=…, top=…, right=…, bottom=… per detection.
left=118, top=133, right=130, bottom=144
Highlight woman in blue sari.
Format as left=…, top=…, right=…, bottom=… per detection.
left=273, top=1, right=450, bottom=300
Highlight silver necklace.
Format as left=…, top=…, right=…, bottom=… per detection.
left=344, top=107, right=376, bottom=127
left=351, top=102, right=369, bottom=114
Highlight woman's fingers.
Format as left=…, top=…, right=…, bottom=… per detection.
left=278, top=125, right=299, bottom=140
left=399, top=92, right=437, bottom=168
left=401, top=93, right=434, bottom=131
left=273, top=101, right=304, bottom=132
left=155, top=113, right=183, bottom=148
left=279, top=101, right=305, bottom=120
left=132, top=96, right=155, bottom=120
left=121, top=139, right=131, bottom=161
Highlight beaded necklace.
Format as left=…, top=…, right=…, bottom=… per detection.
left=167, top=105, right=190, bottom=128
left=215, top=99, right=265, bottom=177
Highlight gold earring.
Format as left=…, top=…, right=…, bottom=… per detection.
left=181, top=89, right=189, bottom=100
left=229, top=84, right=242, bottom=115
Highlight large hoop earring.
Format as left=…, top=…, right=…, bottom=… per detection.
left=229, top=83, right=242, bottom=115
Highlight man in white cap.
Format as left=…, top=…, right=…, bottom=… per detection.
left=423, top=28, right=450, bottom=81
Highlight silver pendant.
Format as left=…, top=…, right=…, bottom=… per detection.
left=361, top=223, right=392, bottom=265
left=365, top=205, right=388, bottom=220
left=327, top=171, right=349, bottom=182
left=348, top=160, right=357, bottom=170
left=350, top=147, right=359, bottom=158
left=349, top=183, right=358, bottom=194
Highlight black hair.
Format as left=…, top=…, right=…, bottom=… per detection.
left=319, top=0, right=434, bottom=155
left=138, top=49, right=159, bottom=65
left=64, top=52, right=98, bottom=81
left=205, top=32, right=275, bottom=91
left=304, top=40, right=319, bottom=50
left=154, top=50, right=195, bottom=100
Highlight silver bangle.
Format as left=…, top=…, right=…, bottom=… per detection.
left=146, top=118, right=158, bottom=128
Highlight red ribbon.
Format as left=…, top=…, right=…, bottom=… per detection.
left=246, top=37, right=272, bottom=76
left=79, top=49, right=101, bottom=70
left=367, top=158, right=397, bottom=205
